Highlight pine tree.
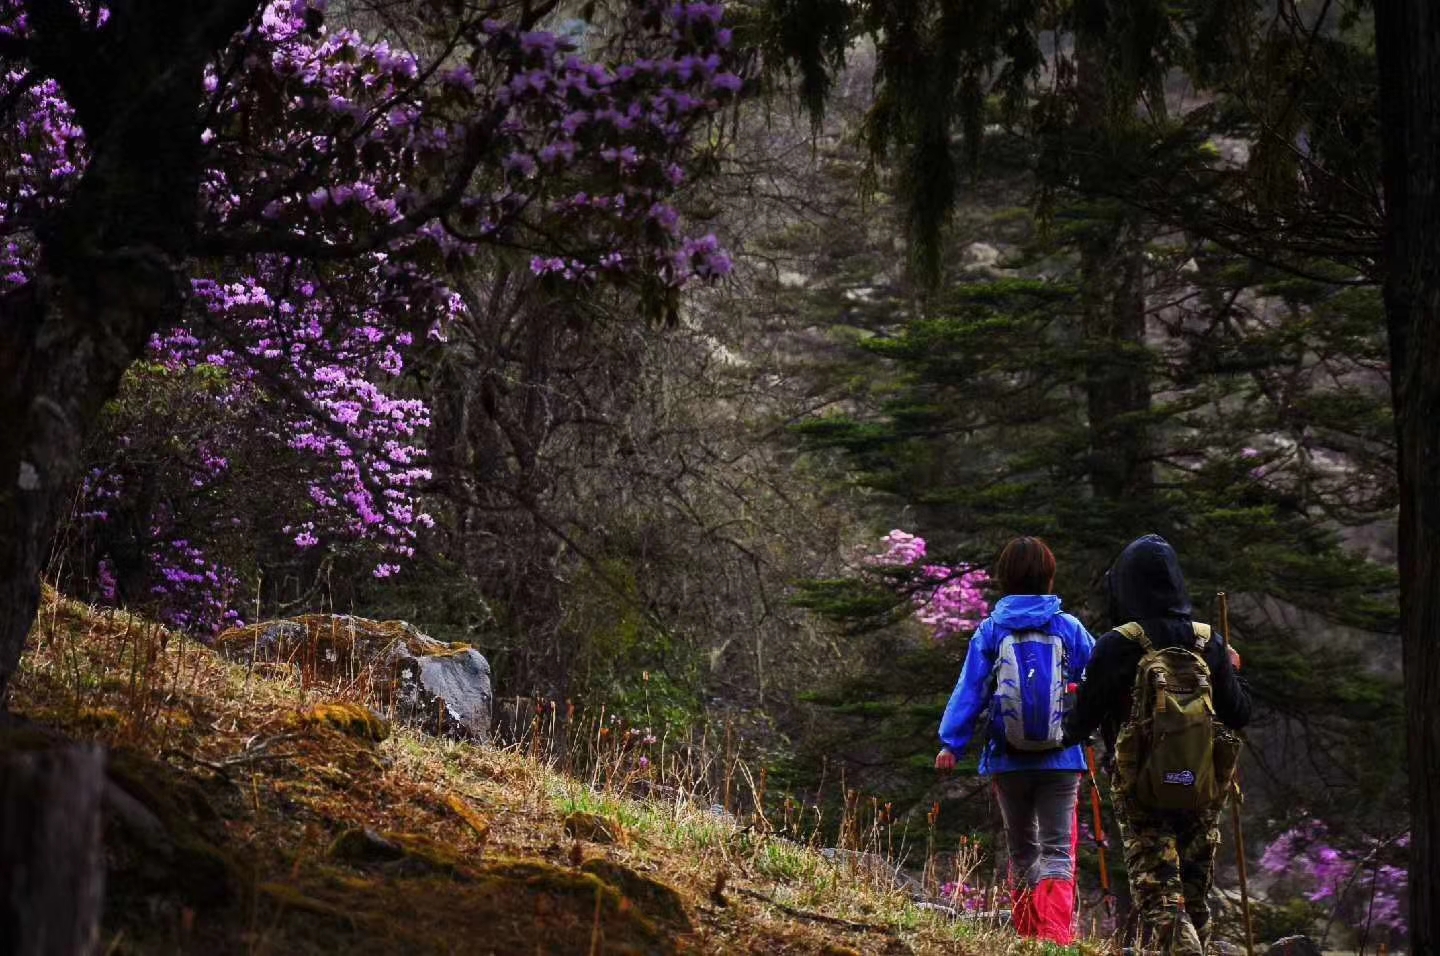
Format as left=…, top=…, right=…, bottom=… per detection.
left=744, top=0, right=1415, bottom=869
left=746, top=51, right=1401, bottom=852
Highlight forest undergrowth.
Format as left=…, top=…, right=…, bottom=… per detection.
left=6, top=587, right=1102, bottom=956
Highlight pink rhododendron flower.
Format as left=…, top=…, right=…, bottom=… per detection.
left=868, top=531, right=991, bottom=640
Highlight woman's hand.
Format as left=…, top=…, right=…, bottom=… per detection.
left=1227, top=644, right=1242, bottom=671
left=934, top=749, right=957, bottom=771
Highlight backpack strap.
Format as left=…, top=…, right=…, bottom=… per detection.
left=1115, top=621, right=1152, bottom=651
left=1192, top=622, right=1211, bottom=651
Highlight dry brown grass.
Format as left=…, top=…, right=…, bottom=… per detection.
left=9, top=588, right=1106, bottom=956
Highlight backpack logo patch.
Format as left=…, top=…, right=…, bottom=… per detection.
left=1163, top=769, right=1196, bottom=787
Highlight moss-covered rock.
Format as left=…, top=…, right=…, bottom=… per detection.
left=387, top=833, right=475, bottom=877
left=441, top=793, right=491, bottom=842
left=471, top=859, right=675, bottom=954
left=1, top=727, right=237, bottom=925
left=215, top=614, right=492, bottom=740
left=251, top=858, right=679, bottom=955
left=258, top=881, right=356, bottom=926
left=297, top=702, right=390, bottom=742
left=564, top=810, right=628, bottom=845
left=327, top=828, right=407, bottom=865
left=215, top=614, right=442, bottom=666
left=328, top=828, right=475, bottom=879
left=581, top=857, right=691, bottom=931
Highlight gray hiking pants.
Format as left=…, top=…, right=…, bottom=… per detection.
left=993, top=771, right=1081, bottom=885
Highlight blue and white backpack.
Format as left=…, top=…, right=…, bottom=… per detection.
left=989, top=628, right=1070, bottom=751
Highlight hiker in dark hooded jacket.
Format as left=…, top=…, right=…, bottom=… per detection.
left=1065, top=535, right=1250, bottom=755
left=1063, top=534, right=1251, bottom=956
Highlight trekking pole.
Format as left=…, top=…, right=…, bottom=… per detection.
left=1084, top=745, right=1117, bottom=917
left=1218, top=592, right=1256, bottom=956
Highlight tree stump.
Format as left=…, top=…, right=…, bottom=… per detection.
left=0, top=743, right=106, bottom=956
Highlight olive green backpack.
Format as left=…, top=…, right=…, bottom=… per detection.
left=1112, top=622, right=1242, bottom=811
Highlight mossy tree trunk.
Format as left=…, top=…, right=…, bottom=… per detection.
left=0, top=743, right=107, bottom=956
left=1375, top=1, right=1440, bottom=950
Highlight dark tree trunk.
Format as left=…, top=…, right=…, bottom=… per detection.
left=1081, top=223, right=1153, bottom=501
left=1375, top=2, right=1440, bottom=952
left=0, top=2, right=269, bottom=944
left=0, top=267, right=181, bottom=704
left=0, top=0, right=262, bottom=703
left=0, top=743, right=108, bottom=956
left=1075, top=37, right=1154, bottom=503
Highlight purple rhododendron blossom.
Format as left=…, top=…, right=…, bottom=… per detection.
left=1260, top=819, right=1408, bottom=940
left=938, top=880, right=986, bottom=913
left=4, top=0, right=743, bottom=633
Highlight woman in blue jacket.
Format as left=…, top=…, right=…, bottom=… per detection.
left=935, top=536, right=1094, bottom=943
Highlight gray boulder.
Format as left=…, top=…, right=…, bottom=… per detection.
left=391, top=645, right=492, bottom=740
left=1265, top=937, right=1323, bottom=956
left=216, top=614, right=492, bottom=740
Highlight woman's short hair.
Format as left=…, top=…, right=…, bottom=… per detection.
left=996, top=536, right=1056, bottom=596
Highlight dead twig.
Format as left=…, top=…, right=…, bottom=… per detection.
left=164, top=732, right=303, bottom=776
left=732, top=886, right=899, bottom=936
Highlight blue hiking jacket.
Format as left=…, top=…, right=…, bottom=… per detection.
left=938, top=594, right=1095, bottom=775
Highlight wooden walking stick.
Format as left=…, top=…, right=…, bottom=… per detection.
left=1218, top=592, right=1256, bottom=956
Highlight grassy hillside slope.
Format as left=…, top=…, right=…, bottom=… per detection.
left=6, top=589, right=1090, bottom=956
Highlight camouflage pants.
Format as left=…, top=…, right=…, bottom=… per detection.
left=1114, top=791, right=1221, bottom=956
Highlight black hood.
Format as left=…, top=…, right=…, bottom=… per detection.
left=1106, top=534, right=1193, bottom=624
